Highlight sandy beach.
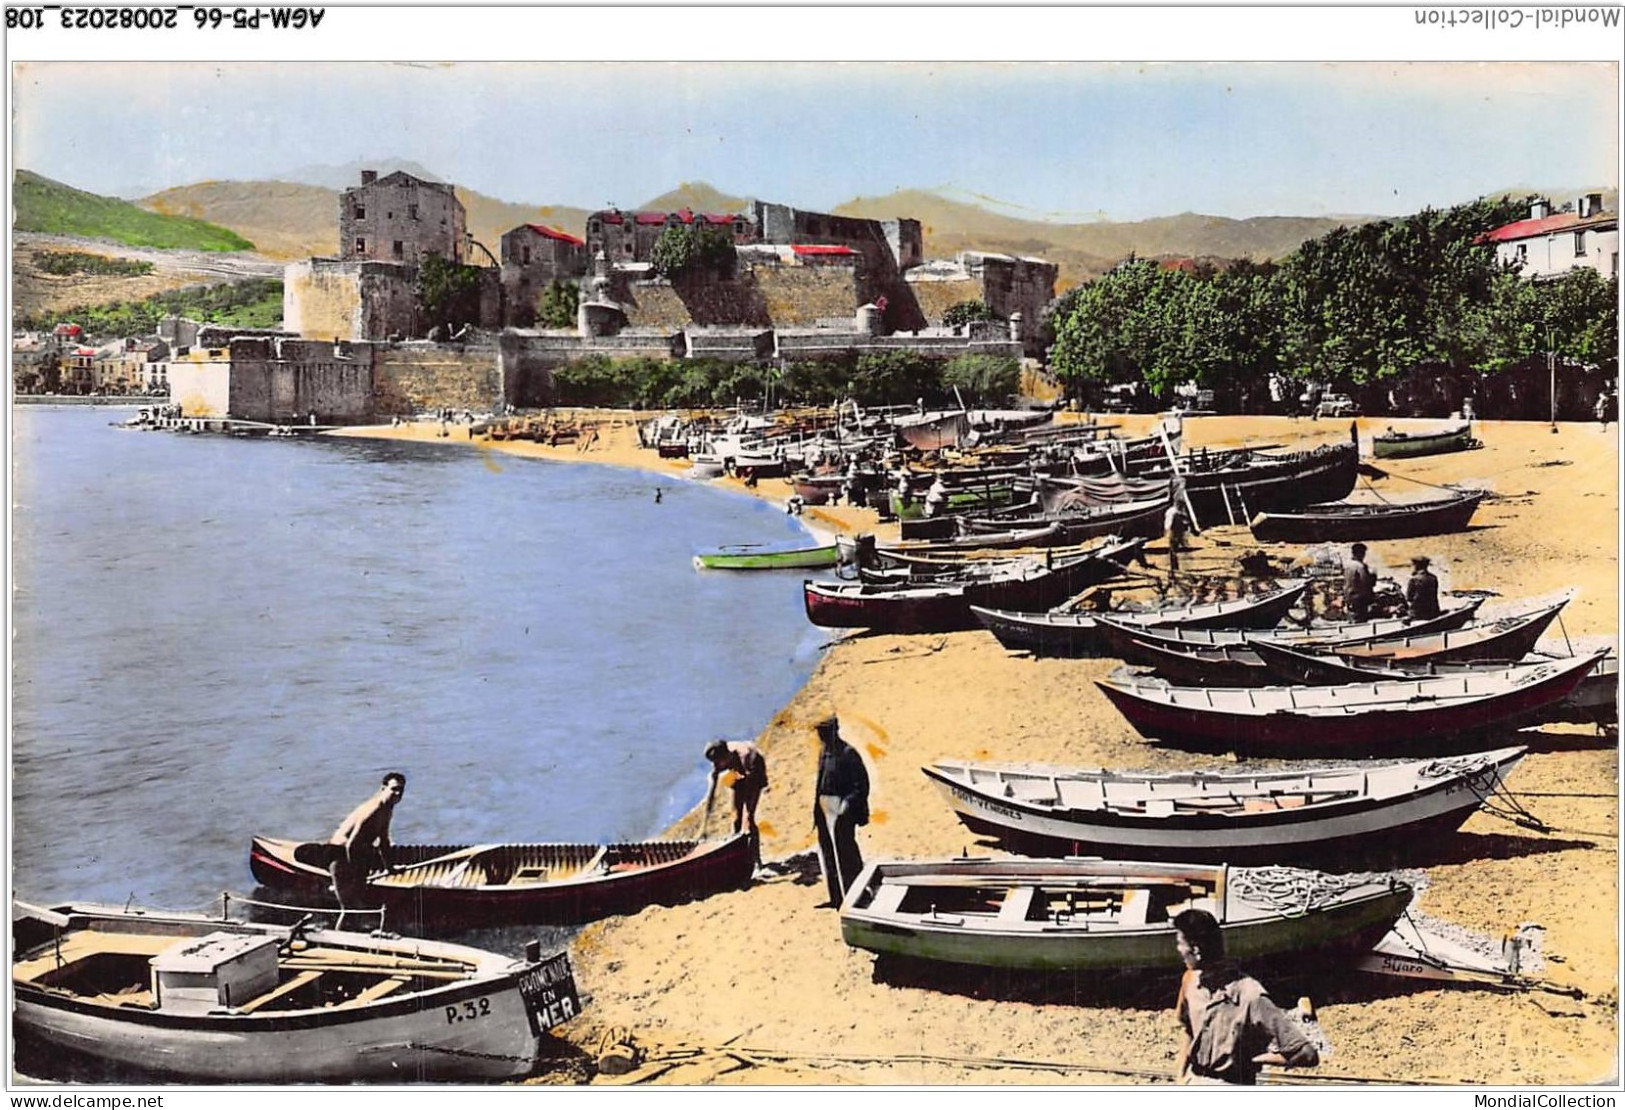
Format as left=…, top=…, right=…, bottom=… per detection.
left=336, top=411, right=1619, bottom=1087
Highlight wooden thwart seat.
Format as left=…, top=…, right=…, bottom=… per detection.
left=236, top=969, right=322, bottom=1013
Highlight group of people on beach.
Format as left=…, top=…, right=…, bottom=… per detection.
left=321, top=717, right=1317, bottom=1085
left=1343, top=542, right=1440, bottom=621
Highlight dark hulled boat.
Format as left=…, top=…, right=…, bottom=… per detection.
left=1248, top=489, right=1487, bottom=543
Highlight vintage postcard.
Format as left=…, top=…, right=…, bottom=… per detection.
left=6, top=6, right=1620, bottom=1101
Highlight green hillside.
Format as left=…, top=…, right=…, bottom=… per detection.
left=14, top=170, right=256, bottom=251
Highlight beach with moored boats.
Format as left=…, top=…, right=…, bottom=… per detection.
left=14, top=407, right=1616, bottom=1086
left=327, top=408, right=1616, bottom=1086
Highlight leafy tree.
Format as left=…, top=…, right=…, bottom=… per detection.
left=650, top=225, right=737, bottom=279
left=535, top=280, right=580, bottom=330
left=853, top=349, right=942, bottom=406
left=942, top=353, right=1020, bottom=404
left=416, top=253, right=483, bottom=335
left=941, top=299, right=998, bottom=328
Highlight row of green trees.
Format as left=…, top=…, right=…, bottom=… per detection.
left=1047, top=197, right=1618, bottom=407
left=34, top=250, right=155, bottom=277
left=545, top=350, right=1021, bottom=410
left=18, top=278, right=285, bottom=337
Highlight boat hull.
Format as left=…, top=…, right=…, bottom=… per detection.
left=840, top=860, right=1410, bottom=973
left=12, top=906, right=568, bottom=1082
left=1096, top=652, right=1604, bottom=753
left=694, top=544, right=840, bottom=570
left=1248, top=491, right=1486, bottom=543
left=248, top=833, right=756, bottom=932
left=1373, top=425, right=1477, bottom=459
left=924, top=748, right=1525, bottom=864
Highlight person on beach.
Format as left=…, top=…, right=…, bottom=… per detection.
left=1405, top=555, right=1440, bottom=620
left=1164, top=498, right=1191, bottom=574
left=1596, top=388, right=1615, bottom=431
left=1173, top=908, right=1319, bottom=1085
left=654, top=488, right=663, bottom=504
left=1343, top=542, right=1377, bottom=621
left=812, top=714, right=870, bottom=907
left=704, top=740, right=768, bottom=868
left=327, top=771, right=405, bottom=928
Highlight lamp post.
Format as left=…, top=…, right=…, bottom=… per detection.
left=1546, top=325, right=1557, bottom=432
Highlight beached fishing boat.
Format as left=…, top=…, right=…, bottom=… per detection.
left=970, top=581, right=1308, bottom=658
left=1245, top=599, right=1572, bottom=683
left=839, top=857, right=1411, bottom=973
left=840, top=524, right=1065, bottom=567
left=1095, top=650, right=1607, bottom=753
left=693, top=542, right=841, bottom=571
left=805, top=547, right=1133, bottom=634
left=1247, top=489, right=1487, bottom=543
left=922, top=747, right=1527, bottom=862
left=1104, top=597, right=1485, bottom=652
left=11, top=901, right=580, bottom=1082
left=893, top=410, right=971, bottom=451
left=1137, top=439, right=1361, bottom=529
left=248, top=833, right=756, bottom=931
left=1538, top=653, right=1618, bottom=725
left=855, top=537, right=1141, bottom=593
left=1372, top=422, right=1479, bottom=460
left=960, top=494, right=1171, bottom=544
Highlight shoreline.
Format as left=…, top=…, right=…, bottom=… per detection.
left=328, top=412, right=1619, bottom=1086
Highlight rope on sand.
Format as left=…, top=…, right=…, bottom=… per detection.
left=611, top=1040, right=1469, bottom=1086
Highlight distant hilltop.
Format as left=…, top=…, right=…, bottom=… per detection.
left=13, top=168, right=1365, bottom=287
left=18, top=167, right=1616, bottom=290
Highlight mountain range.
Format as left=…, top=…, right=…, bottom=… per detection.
left=130, top=173, right=1378, bottom=288
left=22, top=166, right=1617, bottom=295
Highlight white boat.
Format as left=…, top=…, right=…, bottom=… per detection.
left=12, top=901, right=581, bottom=1082
left=923, top=747, right=1527, bottom=862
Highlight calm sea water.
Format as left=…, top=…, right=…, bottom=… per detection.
left=10, top=406, right=828, bottom=910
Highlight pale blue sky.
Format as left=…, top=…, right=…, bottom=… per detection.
left=11, top=61, right=1619, bottom=221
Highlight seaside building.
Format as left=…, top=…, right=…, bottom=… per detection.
left=1483, top=194, right=1619, bottom=281
left=339, top=170, right=466, bottom=267
left=500, top=223, right=589, bottom=327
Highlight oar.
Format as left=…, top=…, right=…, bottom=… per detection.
left=374, top=843, right=499, bottom=880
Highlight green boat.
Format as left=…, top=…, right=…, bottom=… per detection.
left=1372, top=422, right=1479, bottom=459
left=693, top=543, right=841, bottom=571
left=840, top=857, right=1411, bottom=973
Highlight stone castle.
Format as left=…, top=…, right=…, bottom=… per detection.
left=178, top=170, right=1059, bottom=422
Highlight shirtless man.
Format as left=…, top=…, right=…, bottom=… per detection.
left=328, top=772, right=405, bottom=928
left=704, top=740, right=768, bottom=868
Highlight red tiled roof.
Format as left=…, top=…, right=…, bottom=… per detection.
left=792, top=244, right=856, bottom=256
left=53, top=323, right=82, bottom=336
left=635, top=212, right=671, bottom=225
left=525, top=224, right=585, bottom=246
left=1482, top=211, right=1616, bottom=243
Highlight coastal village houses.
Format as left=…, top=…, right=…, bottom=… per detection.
left=1484, top=194, right=1619, bottom=281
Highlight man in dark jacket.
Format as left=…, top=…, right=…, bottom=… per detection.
left=812, top=713, right=870, bottom=907
left=1405, top=555, right=1441, bottom=620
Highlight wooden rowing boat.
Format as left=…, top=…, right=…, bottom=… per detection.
left=1245, top=599, right=1572, bottom=683
left=970, top=581, right=1308, bottom=658
left=1092, top=599, right=1486, bottom=684
left=248, top=833, right=756, bottom=932
left=923, top=747, right=1526, bottom=862
left=959, top=494, right=1171, bottom=544
left=1248, top=489, right=1487, bottom=543
left=839, top=857, right=1411, bottom=973
left=1095, top=650, right=1607, bottom=753
left=1372, top=423, right=1479, bottom=460
left=693, top=542, right=840, bottom=571
left=804, top=544, right=1134, bottom=633
left=12, top=901, right=579, bottom=1082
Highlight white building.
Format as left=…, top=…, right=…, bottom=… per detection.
left=1484, top=195, right=1618, bottom=282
